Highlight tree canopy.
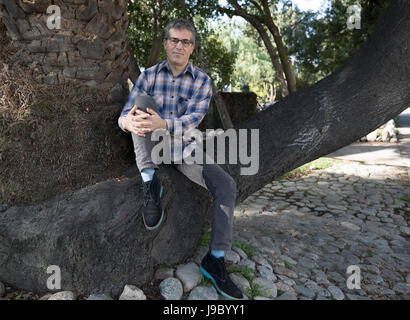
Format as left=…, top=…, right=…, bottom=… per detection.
left=125, top=0, right=393, bottom=103
left=126, top=0, right=235, bottom=89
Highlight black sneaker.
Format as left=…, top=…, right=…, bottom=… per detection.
left=140, top=173, right=165, bottom=230
left=199, top=251, right=243, bottom=300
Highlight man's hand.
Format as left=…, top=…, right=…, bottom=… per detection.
left=144, top=107, right=167, bottom=132
left=121, top=105, right=166, bottom=137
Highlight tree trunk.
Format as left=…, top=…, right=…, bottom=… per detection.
left=146, top=36, right=162, bottom=68
left=212, top=89, right=234, bottom=129
left=0, top=0, right=409, bottom=297
left=127, top=41, right=141, bottom=83
left=260, top=0, right=297, bottom=93
left=225, top=2, right=289, bottom=98
left=0, top=0, right=131, bottom=103
left=254, top=22, right=289, bottom=98
left=146, top=0, right=163, bottom=68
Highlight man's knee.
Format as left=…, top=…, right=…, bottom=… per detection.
left=133, top=95, right=157, bottom=113
left=203, top=165, right=237, bottom=199
left=226, top=175, right=237, bottom=199
left=217, top=174, right=237, bottom=202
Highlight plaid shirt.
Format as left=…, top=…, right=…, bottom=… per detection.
left=119, top=59, right=213, bottom=162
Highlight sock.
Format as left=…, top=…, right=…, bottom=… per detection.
left=211, top=250, right=224, bottom=258
left=141, top=168, right=155, bottom=182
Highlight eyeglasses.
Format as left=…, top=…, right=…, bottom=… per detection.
left=166, top=37, right=193, bottom=48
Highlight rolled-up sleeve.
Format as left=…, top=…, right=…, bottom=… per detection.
left=165, top=75, right=212, bottom=136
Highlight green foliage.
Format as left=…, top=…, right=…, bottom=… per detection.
left=277, top=157, right=336, bottom=180
left=126, top=0, right=234, bottom=89
left=283, top=259, right=294, bottom=269
left=199, top=28, right=237, bottom=90
left=246, top=283, right=271, bottom=299
left=230, top=265, right=255, bottom=282
left=232, top=240, right=256, bottom=256
left=212, top=20, right=277, bottom=104
left=126, top=0, right=393, bottom=103
left=279, top=0, right=393, bottom=88
left=199, top=276, right=213, bottom=288
left=126, top=1, right=158, bottom=67
left=199, top=230, right=211, bottom=247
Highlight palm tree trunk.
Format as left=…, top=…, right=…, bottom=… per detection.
left=0, top=0, right=131, bottom=103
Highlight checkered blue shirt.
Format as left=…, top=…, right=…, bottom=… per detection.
left=119, top=60, right=213, bottom=162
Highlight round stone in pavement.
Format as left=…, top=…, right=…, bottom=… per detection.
left=175, top=262, right=202, bottom=292
left=293, top=285, right=316, bottom=298
left=230, top=273, right=251, bottom=294
left=225, top=250, right=241, bottom=264
left=159, top=277, right=183, bottom=300
left=119, top=285, right=147, bottom=300
left=257, top=265, right=277, bottom=281
left=48, top=291, right=76, bottom=300
left=392, top=283, right=410, bottom=295
left=155, top=267, right=174, bottom=280
left=188, top=286, right=219, bottom=300
left=276, top=292, right=297, bottom=300
left=327, top=286, right=345, bottom=300
left=252, top=278, right=277, bottom=298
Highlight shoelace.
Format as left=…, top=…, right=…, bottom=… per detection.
left=140, top=183, right=151, bottom=206
left=215, top=256, right=228, bottom=282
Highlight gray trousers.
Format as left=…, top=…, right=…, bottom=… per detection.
left=129, top=96, right=236, bottom=251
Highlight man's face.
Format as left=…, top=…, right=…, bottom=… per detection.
left=163, top=28, right=195, bottom=68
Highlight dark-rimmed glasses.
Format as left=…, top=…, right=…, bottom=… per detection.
left=166, top=37, right=193, bottom=48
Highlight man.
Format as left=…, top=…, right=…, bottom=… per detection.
left=118, top=19, right=243, bottom=300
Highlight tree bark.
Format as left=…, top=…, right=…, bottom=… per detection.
left=0, top=0, right=131, bottom=103
left=127, top=41, right=141, bottom=83
left=0, top=0, right=409, bottom=297
left=250, top=20, right=289, bottom=98
left=146, top=0, right=163, bottom=68
left=260, top=0, right=297, bottom=93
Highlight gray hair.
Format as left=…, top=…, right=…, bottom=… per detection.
left=164, top=19, right=197, bottom=45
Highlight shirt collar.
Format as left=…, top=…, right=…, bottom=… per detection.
left=157, top=60, right=195, bottom=79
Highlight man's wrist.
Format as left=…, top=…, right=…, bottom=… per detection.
left=120, top=117, right=129, bottom=132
